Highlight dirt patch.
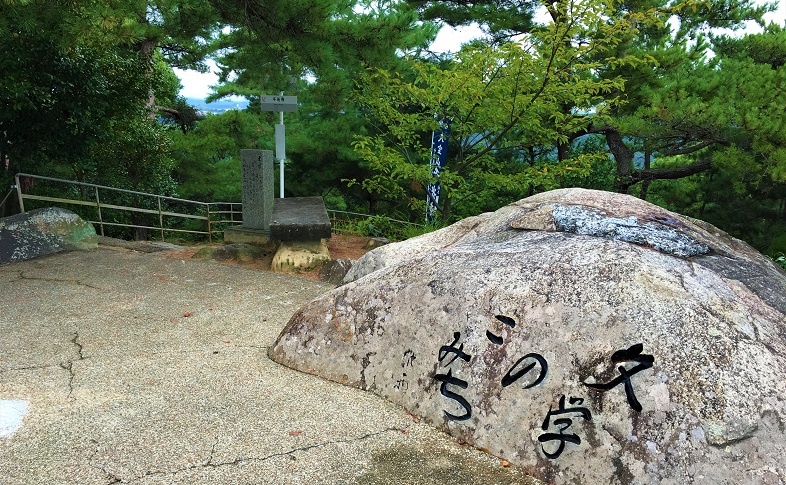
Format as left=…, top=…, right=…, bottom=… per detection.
left=154, top=233, right=373, bottom=282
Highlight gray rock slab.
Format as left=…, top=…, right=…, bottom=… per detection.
left=0, top=248, right=539, bottom=485
left=270, top=197, right=332, bottom=241
left=0, top=207, right=97, bottom=263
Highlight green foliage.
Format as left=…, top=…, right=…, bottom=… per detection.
left=208, top=0, right=437, bottom=101
left=350, top=215, right=435, bottom=241
left=169, top=109, right=268, bottom=201
left=0, top=29, right=151, bottom=180
left=0, top=0, right=211, bottom=212
left=408, top=0, right=537, bottom=44
left=768, top=233, right=786, bottom=256
left=92, top=117, right=177, bottom=193
left=770, top=253, right=786, bottom=270
left=352, top=0, right=653, bottom=222
left=354, top=215, right=396, bottom=238
left=281, top=82, right=373, bottom=206
left=3, top=0, right=784, bottom=256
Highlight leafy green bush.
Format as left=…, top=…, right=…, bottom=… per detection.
left=350, top=215, right=436, bottom=242
left=772, top=253, right=786, bottom=270
left=354, top=215, right=396, bottom=238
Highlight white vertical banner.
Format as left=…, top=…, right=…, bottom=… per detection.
left=275, top=123, right=285, bottom=198
left=426, top=116, right=451, bottom=222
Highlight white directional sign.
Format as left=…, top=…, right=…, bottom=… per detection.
left=260, top=95, right=297, bottom=112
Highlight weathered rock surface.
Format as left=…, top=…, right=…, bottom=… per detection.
left=272, top=188, right=786, bottom=484
left=0, top=207, right=97, bottom=263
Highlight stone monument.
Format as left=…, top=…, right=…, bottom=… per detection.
left=224, top=149, right=275, bottom=245
left=223, top=149, right=332, bottom=271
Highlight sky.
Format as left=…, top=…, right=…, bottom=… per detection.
left=175, top=3, right=786, bottom=100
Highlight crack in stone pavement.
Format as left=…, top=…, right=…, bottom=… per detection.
left=60, top=331, right=85, bottom=399
left=130, top=428, right=406, bottom=481
left=2, top=270, right=24, bottom=282
left=234, top=345, right=269, bottom=350
left=18, top=272, right=107, bottom=291
left=2, top=363, right=63, bottom=373
left=87, top=439, right=123, bottom=485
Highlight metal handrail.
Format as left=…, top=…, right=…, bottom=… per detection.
left=13, top=173, right=422, bottom=242
left=14, top=173, right=242, bottom=242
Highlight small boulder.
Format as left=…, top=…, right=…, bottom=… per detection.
left=318, top=258, right=354, bottom=285
left=363, top=237, right=391, bottom=250
left=0, top=207, right=97, bottom=263
left=272, top=189, right=786, bottom=484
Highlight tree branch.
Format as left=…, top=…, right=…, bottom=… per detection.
left=631, top=158, right=712, bottom=183
left=662, top=140, right=721, bottom=156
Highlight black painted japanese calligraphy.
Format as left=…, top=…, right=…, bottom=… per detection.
left=486, top=314, right=516, bottom=345
left=501, top=353, right=548, bottom=388
left=435, top=332, right=473, bottom=421
left=434, top=369, right=472, bottom=421
left=538, top=395, right=592, bottom=459
left=402, top=349, right=416, bottom=367
left=439, top=332, right=471, bottom=366
left=396, top=350, right=416, bottom=390
left=583, top=343, right=654, bottom=412
left=486, top=315, right=548, bottom=389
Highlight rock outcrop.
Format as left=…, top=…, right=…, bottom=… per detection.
left=0, top=207, right=97, bottom=263
left=271, top=189, right=786, bottom=484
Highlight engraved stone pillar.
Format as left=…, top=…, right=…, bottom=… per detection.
left=240, top=149, right=274, bottom=230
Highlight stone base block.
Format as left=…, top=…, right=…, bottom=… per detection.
left=224, top=225, right=272, bottom=246
left=270, top=197, right=332, bottom=241
left=272, top=239, right=331, bottom=272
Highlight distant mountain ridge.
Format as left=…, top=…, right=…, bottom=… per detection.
left=186, top=97, right=250, bottom=113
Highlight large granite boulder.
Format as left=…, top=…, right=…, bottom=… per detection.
left=271, top=189, right=786, bottom=484
left=0, top=207, right=98, bottom=263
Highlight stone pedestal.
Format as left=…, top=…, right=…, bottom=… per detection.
left=271, top=239, right=331, bottom=272
left=269, top=197, right=333, bottom=272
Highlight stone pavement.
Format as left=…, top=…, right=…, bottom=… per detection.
left=0, top=246, right=538, bottom=484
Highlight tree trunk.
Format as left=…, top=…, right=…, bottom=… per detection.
left=441, top=194, right=452, bottom=223
left=605, top=128, right=634, bottom=193
left=639, top=149, right=651, bottom=200
left=136, top=37, right=158, bottom=117
left=557, top=142, right=569, bottom=162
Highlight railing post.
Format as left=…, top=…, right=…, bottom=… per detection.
left=158, top=196, right=164, bottom=241
left=95, top=187, right=105, bottom=236
left=206, top=203, right=212, bottom=243
left=15, top=174, right=24, bottom=213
